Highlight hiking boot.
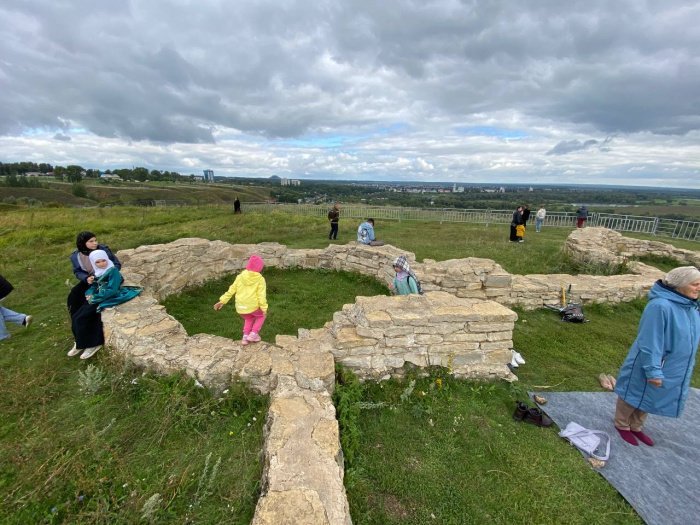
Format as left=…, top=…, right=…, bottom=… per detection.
left=247, top=332, right=261, bottom=343
left=23, top=315, right=33, bottom=327
left=522, top=407, right=553, bottom=427
left=80, top=346, right=101, bottom=360
left=512, top=401, right=529, bottom=421
left=67, top=343, right=82, bottom=357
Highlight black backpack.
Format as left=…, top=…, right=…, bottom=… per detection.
left=560, top=303, right=585, bottom=323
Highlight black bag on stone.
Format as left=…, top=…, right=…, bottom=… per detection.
left=560, top=303, right=586, bottom=323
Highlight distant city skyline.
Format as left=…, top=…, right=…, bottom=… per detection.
left=1, top=2, right=700, bottom=189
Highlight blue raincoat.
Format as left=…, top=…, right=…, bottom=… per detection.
left=86, top=266, right=142, bottom=312
left=615, top=281, right=700, bottom=417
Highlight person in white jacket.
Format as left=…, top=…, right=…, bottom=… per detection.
left=535, top=206, right=546, bottom=233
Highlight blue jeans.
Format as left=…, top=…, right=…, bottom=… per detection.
left=535, top=218, right=544, bottom=232
left=0, top=305, right=27, bottom=340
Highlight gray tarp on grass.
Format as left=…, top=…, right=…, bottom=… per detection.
left=531, top=388, right=700, bottom=525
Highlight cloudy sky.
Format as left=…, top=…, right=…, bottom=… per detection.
left=2, top=1, right=700, bottom=188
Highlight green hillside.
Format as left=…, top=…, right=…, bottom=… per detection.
left=0, top=179, right=271, bottom=207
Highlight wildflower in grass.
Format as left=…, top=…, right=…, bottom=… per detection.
left=436, top=378, right=443, bottom=390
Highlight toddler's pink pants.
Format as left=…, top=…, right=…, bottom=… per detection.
left=241, top=309, right=266, bottom=336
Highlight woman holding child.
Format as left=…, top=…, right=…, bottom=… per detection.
left=67, top=232, right=140, bottom=359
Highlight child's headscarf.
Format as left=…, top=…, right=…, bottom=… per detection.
left=393, top=255, right=418, bottom=282
left=89, top=249, right=114, bottom=278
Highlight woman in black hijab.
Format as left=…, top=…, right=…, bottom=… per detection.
left=67, top=231, right=121, bottom=316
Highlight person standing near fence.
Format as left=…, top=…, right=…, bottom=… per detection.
left=576, top=205, right=588, bottom=228
left=233, top=197, right=241, bottom=214
left=535, top=206, right=546, bottom=232
left=509, top=206, right=524, bottom=242
left=327, top=202, right=340, bottom=240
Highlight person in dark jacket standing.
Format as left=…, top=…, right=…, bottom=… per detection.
left=233, top=197, right=241, bottom=214
left=522, top=205, right=531, bottom=226
left=576, top=205, right=588, bottom=228
left=328, top=202, right=340, bottom=240
left=613, top=266, right=700, bottom=447
left=0, top=274, right=32, bottom=341
left=509, top=206, right=524, bottom=242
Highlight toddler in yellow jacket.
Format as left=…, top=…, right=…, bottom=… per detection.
left=213, top=255, right=268, bottom=345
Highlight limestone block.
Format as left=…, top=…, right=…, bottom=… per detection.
left=415, top=334, right=444, bottom=345
left=384, top=335, right=415, bottom=347
left=339, top=355, right=372, bottom=368
left=483, top=348, right=512, bottom=364
left=428, top=342, right=479, bottom=355
left=443, top=332, right=485, bottom=343
left=451, top=352, right=486, bottom=366
left=480, top=341, right=512, bottom=352
left=467, top=322, right=515, bottom=333
left=334, top=327, right=375, bottom=349
left=486, top=331, right=512, bottom=342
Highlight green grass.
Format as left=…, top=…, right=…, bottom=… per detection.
left=0, top=205, right=698, bottom=524
left=163, top=268, right=389, bottom=342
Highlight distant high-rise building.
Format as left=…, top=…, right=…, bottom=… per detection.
left=203, top=169, right=214, bottom=182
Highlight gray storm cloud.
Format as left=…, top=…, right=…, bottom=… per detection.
left=1, top=0, right=699, bottom=187
left=1, top=0, right=699, bottom=143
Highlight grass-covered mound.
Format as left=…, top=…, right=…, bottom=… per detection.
left=1, top=205, right=697, bottom=523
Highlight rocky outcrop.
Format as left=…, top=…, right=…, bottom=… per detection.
left=566, top=227, right=700, bottom=268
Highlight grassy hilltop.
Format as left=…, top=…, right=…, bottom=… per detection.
left=0, top=179, right=272, bottom=208
left=1, top=205, right=698, bottom=523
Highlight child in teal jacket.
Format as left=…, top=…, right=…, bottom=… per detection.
left=86, top=250, right=142, bottom=312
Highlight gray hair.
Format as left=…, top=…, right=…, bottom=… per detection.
left=663, top=266, right=700, bottom=289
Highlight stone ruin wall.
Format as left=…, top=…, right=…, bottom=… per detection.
left=100, top=230, right=694, bottom=525
left=566, top=227, right=700, bottom=268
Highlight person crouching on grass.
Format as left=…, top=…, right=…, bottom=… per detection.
left=214, top=255, right=268, bottom=346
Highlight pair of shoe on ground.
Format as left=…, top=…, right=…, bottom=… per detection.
left=67, top=343, right=101, bottom=360
left=510, top=350, right=525, bottom=368
left=616, top=427, right=654, bottom=447
left=598, top=373, right=617, bottom=391
left=513, top=400, right=553, bottom=427
left=241, top=332, right=261, bottom=346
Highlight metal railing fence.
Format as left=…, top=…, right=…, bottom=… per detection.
left=244, top=202, right=700, bottom=243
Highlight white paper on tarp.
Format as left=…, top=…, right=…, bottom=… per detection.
left=559, top=421, right=611, bottom=461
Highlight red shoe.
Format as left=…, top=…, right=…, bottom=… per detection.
left=615, top=427, right=639, bottom=446
left=631, top=430, right=654, bottom=446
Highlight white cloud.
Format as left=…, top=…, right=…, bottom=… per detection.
left=1, top=0, right=700, bottom=187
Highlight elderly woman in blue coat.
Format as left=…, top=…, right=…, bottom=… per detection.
left=613, top=266, right=700, bottom=447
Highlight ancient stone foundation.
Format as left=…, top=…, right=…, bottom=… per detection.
left=100, top=230, right=693, bottom=524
